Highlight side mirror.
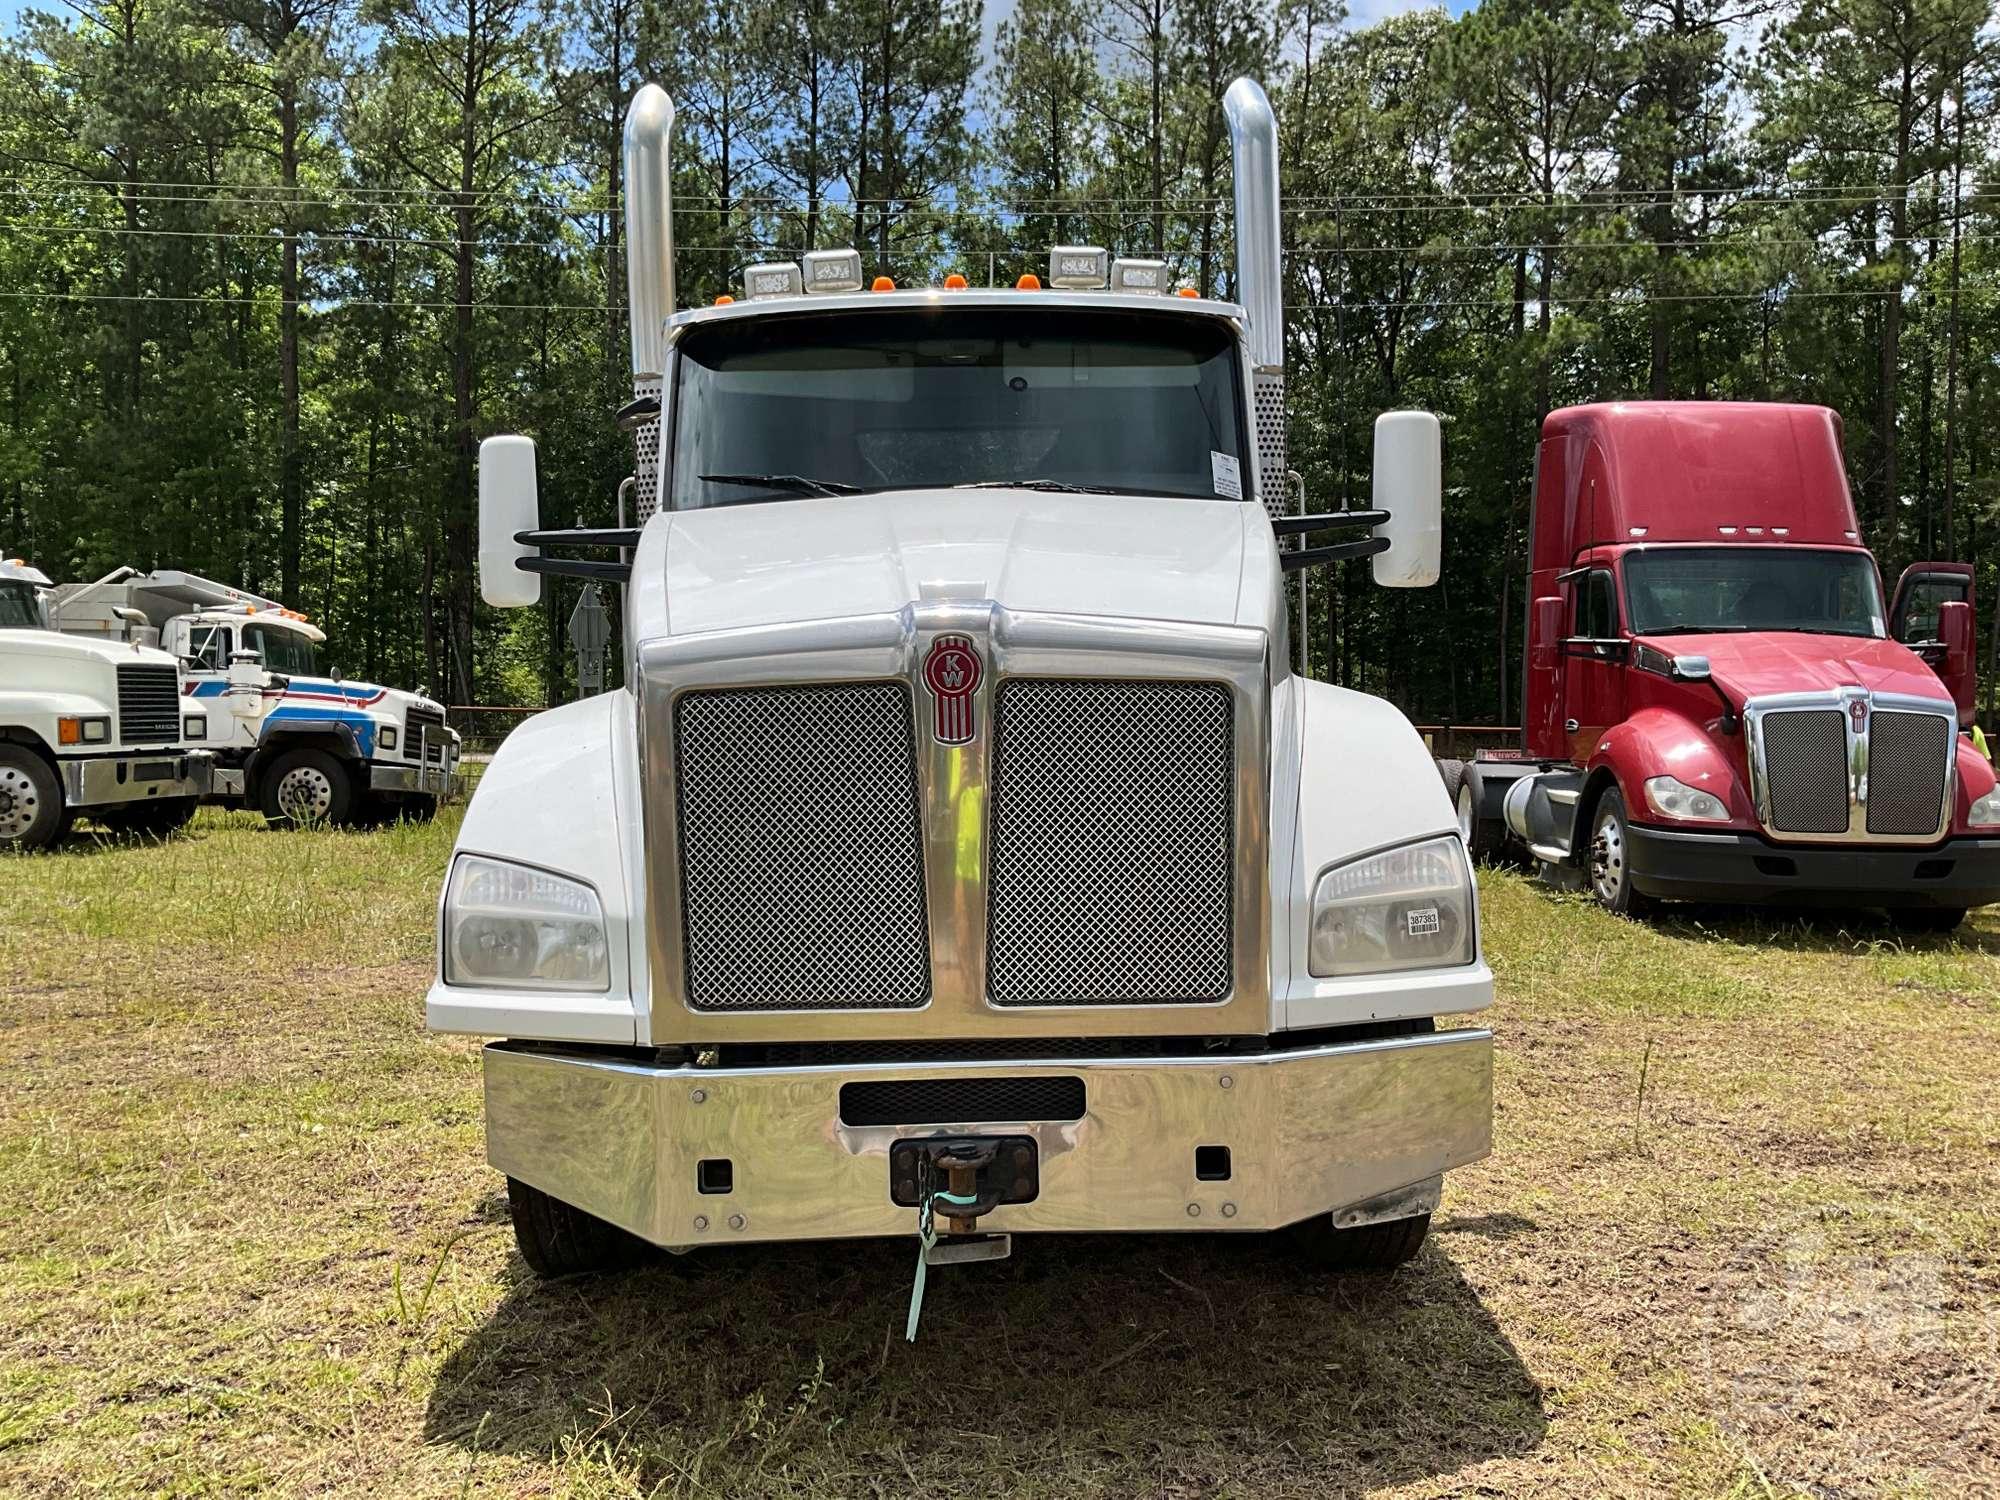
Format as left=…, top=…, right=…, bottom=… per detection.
left=1670, top=654, right=1712, bottom=683
left=1370, top=411, right=1441, bottom=588
left=1938, top=599, right=1975, bottom=721
left=1531, top=595, right=1563, bottom=668
left=479, top=435, right=543, bottom=608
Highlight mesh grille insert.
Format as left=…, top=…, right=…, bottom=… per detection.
left=1867, top=711, right=1951, bottom=836
left=839, top=1076, right=1085, bottom=1127
left=1762, top=710, right=1849, bottom=834
left=986, top=679, right=1234, bottom=1006
left=675, top=683, right=930, bottom=1011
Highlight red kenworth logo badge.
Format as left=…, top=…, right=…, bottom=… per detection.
left=1850, top=698, right=1869, bottom=730
left=923, top=634, right=983, bottom=745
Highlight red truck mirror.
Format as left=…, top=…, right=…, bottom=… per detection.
left=1939, top=599, right=1975, bottom=722
left=1531, top=596, right=1563, bottom=667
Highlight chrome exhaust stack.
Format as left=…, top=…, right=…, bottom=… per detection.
left=1222, top=77, right=1287, bottom=522
left=624, top=84, right=676, bottom=522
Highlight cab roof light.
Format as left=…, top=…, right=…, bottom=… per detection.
left=1110, top=257, right=1167, bottom=295
left=714, top=294, right=734, bottom=305
left=743, top=262, right=803, bottom=300
left=1176, top=286, right=1201, bottom=299
left=1016, top=273, right=1042, bottom=290
left=1049, top=245, right=1108, bottom=290
left=943, top=273, right=969, bottom=289
left=803, top=248, right=864, bottom=294
left=871, top=275, right=896, bottom=292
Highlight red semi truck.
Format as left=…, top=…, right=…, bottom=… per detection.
left=1445, top=400, right=2000, bottom=930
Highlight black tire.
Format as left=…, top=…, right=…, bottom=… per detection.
left=1288, top=1212, right=1432, bottom=1273
left=258, top=747, right=356, bottom=828
left=1892, top=907, right=1966, bottom=935
left=1586, top=787, right=1654, bottom=916
left=0, top=745, right=64, bottom=850
left=401, top=794, right=440, bottom=824
left=96, top=797, right=199, bottom=838
left=507, top=1177, right=655, bottom=1278
left=1457, top=766, right=1508, bottom=865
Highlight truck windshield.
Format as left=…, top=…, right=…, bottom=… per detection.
left=243, top=622, right=321, bottom=675
left=669, top=307, right=1248, bottom=507
left=1623, top=548, right=1885, bottom=639
left=0, top=581, right=47, bottom=630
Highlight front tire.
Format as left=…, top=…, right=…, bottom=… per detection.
left=0, top=746, right=64, bottom=850
left=506, top=1177, right=654, bottom=1278
left=259, top=748, right=356, bottom=828
left=1288, top=1212, right=1431, bottom=1273
left=1587, top=788, right=1654, bottom=916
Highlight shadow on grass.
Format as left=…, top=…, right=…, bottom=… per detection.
left=1642, top=901, right=2000, bottom=957
left=424, top=1231, right=1545, bottom=1494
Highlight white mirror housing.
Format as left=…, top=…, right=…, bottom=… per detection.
left=1370, top=410, right=1442, bottom=588
left=479, top=435, right=543, bottom=608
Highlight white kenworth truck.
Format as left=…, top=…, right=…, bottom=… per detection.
left=51, top=569, right=461, bottom=827
left=0, top=556, right=213, bottom=848
left=431, top=78, right=1493, bottom=1307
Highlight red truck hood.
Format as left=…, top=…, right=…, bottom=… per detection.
left=1632, top=631, right=1949, bottom=704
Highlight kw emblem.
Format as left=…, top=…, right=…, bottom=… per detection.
left=923, top=634, right=982, bottom=745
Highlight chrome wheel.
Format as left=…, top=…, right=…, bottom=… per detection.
left=275, top=764, right=335, bottom=823
left=0, top=763, right=38, bottom=841
left=1456, top=782, right=1476, bottom=847
left=1590, top=807, right=1626, bottom=904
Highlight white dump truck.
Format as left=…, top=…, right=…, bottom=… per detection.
left=0, top=556, right=213, bottom=848
left=51, top=569, right=461, bottom=826
left=429, top=78, right=1493, bottom=1310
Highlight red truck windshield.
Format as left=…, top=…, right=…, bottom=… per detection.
left=669, top=307, right=1247, bottom=507
left=1623, top=547, right=1885, bottom=639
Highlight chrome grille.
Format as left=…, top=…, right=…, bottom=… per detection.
left=115, top=664, right=181, bottom=745
left=1761, top=710, right=1849, bottom=833
left=986, top=680, right=1233, bottom=1007
left=1867, top=711, right=1951, bottom=836
left=404, top=707, right=446, bottom=763
left=674, top=683, right=930, bottom=1012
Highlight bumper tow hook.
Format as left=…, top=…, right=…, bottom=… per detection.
left=903, top=1145, right=1012, bottom=1342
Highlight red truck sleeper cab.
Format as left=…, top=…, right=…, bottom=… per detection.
left=1455, top=401, right=2000, bottom=925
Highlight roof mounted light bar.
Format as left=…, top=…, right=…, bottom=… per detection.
left=1110, top=258, right=1167, bottom=295
left=744, top=262, right=803, bottom=300
left=1049, top=246, right=1109, bottom=290
left=803, top=249, right=864, bottom=294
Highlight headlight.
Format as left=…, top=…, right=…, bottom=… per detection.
left=57, top=715, right=111, bottom=745
left=444, top=855, right=609, bottom=991
left=1970, top=788, right=2000, bottom=827
left=379, top=725, right=398, bottom=750
left=183, top=713, right=207, bottom=740
left=1644, top=775, right=1728, bottom=822
left=1308, top=834, right=1476, bottom=977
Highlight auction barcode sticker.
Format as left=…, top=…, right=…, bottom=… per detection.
left=1406, top=907, right=1441, bottom=938
left=1211, top=451, right=1243, bottom=499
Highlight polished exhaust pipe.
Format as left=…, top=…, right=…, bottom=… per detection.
left=1222, top=77, right=1282, bottom=374
left=622, top=84, right=675, bottom=521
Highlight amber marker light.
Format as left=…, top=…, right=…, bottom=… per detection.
left=714, top=294, right=734, bottom=305
left=871, top=276, right=896, bottom=292
left=1177, top=287, right=1200, bottom=298
left=943, top=273, right=969, bottom=289
left=1016, top=274, right=1041, bottom=290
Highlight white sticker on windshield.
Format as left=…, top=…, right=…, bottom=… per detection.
left=1211, top=451, right=1243, bottom=500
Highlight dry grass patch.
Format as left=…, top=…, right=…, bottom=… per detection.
left=2, top=814, right=1996, bottom=1496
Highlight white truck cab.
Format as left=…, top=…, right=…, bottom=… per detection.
left=50, top=570, right=461, bottom=826
left=0, top=556, right=213, bottom=848
left=431, top=79, right=1493, bottom=1303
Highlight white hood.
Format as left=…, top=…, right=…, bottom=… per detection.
left=635, top=490, right=1276, bottom=640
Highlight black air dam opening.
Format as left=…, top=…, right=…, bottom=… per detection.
left=838, top=1076, right=1086, bottom=1127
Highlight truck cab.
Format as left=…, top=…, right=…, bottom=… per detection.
left=50, top=570, right=461, bottom=826
left=426, top=79, right=1494, bottom=1299
left=1453, top=401, right=2000, bottom=929
left=0, top=556, right=213, bottom=848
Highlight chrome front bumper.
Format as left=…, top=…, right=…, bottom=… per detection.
left=369, top=761, right=463, bottom=800
left=484, top=1028, right=1494, bottom=1250
left=59, top=750, right=213, bottom=808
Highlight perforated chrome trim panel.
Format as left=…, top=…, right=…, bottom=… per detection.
left=632, top=375, right=662, bottom=522
left=1867, top=711, right=1951, bottom=836
left=986, top=680, right=1234, bottom=1006
left=674, top=683, right=930, bottom=1011
left=1761, top=710, right=1848, bottom=834
left=1253, top=369, right=1287, bottom=519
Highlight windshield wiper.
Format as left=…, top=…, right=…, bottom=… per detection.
left=955, top=479, right=1121, bottom=495
left=698, top=472, right=860, bottom=498
left=1638, top=625, right=1755, bottom=636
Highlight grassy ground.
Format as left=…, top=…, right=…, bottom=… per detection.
left=2, top=807, right=1997, bottom=1498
